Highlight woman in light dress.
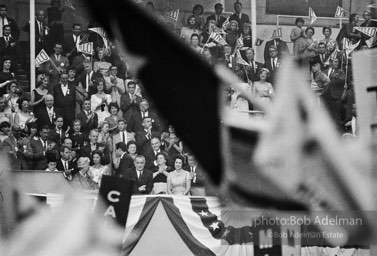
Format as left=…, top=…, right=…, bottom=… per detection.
left=167, top=155, right=191, bottom=195
left=89, top=150, right=110, bottom=187
left=252, top=68, right=274, bottom=108
left=90, top=78, right=112, bottom=123
left=14, top=98, right=37, bottom=131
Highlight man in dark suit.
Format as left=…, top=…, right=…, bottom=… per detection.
left=35, top=94, right=57, bottom=130
left=79, top=60, right=103, bottom=97
left=229, top=1, right=250, bottom=34
left=184, top=154, right=207, bottom=196
left=0, top=4, right=20, bottom=40
left=140, top=137, right=168, bottom=170
left=79, top=129, right=110, bottom=165
left=30, top=125, right=58, bottom=170
left=53, top=72, right=76, bottom=130
left=135, top=117, right=161, bottom=156
left=115, top=142, right=134, bottom=177
left=76, top=98, right=98, bottom=137
left=45, top=42, right=69, bottom=91
left=240, top=48, right=263, bottom=83
left=49, top=115, right=69, bottom=147
left=120, top=80, right=142, bottom=121
left=23, top=10, right=48, bottom=55
left=263, top=45, right=281, bottom=86
left=63, top=23, right=87, bottom=64
left=206, top=3, right=227, bottom=28
left=128, top=99, right=162, bottom=133
left=0, top=25, right=19, bottom=62
left=56, top=145, right=76, bottom=179
left=122, top=155, right=153, bottom=195
left=263, top=37, right=289, bottom=63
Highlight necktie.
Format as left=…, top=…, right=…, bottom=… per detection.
left=64, top=161, right=68, bottom=171
left=43, top=140, right=46, bottom=151
left=39, top=22, right=43, bottom=41
left=272, top=59, right=275, bottom=70
left=122, top=132, right=125, bottom=143
left=138, top=171, right=142, bottom=181
left=191, top=167, right=194, bottom=172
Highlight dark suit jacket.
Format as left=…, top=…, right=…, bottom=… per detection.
left=128, top=110, right=162, bottom=134
left=120, top=93, right=142, bottom=120
left=229, top=13, right=250, bottom=33
left=135, top=130, right=161, bottom=156
left=2, top=136, right=30, bottom=170
left=53, top=83, right=76, bottom=126
left=122, top=167, right=153, bottom=195
left=184, top=164, right=206, bottom=188
left=116, top=153, right=135, bottom=177
left=0, top=36, right=17, bottom=58
left=79, top=143, right=111, bottom=165
left=76, top=110, right=98, bottom=137
left=49, top=129, right=68, bottom=146
left=56, top=159, right=75, bottom=172
left=30, top=138, right=57, bottom=170
left=23, top=20, right=47, bottom=53
left=263, top=39, right=289, bottom=62
left=2, top=17, right=19, bottom=40
left=35, top=106, right=57, bottom=130
left=79, top=71, right=103, bottom=97
left=241, top=61, right=263, bottom=83
left=263, top=57, right=281, bottom=85
left=64, top=34, right=88, bottom=63
left=206, top=14, right=227, bottom=28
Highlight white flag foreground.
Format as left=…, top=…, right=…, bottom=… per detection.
left=251, top=59, right=375, bottom=245
left=77, top=42, right=94, bottom=55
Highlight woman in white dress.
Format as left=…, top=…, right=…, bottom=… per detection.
left=89, top=150, right=110, bottom=187
left=167, top=155, right=191, bottom=195
left=13, top=98, right=37, bottom=131
left=90, top=78, right=112, bottom=123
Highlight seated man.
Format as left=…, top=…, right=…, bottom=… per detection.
left=142, top=137, right=168, bottom=170
left=310, top=59, right=330, bottom=89
left=56, top=145, right=76, bottom=179
left=79, top=129, right=110, bottom=165
left=184, top=153, right=206, bottom=196
left=121, top=155, right=153, bottom=195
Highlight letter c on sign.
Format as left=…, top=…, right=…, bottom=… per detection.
left=108, top=191, right=120, bottom=203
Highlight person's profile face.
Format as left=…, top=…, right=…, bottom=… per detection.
left=61, top=148, right=71, bottom=160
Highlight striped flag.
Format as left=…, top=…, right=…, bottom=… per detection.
left=334, top=6, right=346, bottom=17
left=236, top=49, right=249, bottom=66
left=166, top=9, right=179, bottom=21
left=77, top=42, right=94, bottom=55
left=237, top=34, right=244, bottom=48
left=209, top=32, right=227, bottom=45
left=62, top=0, right=75, bottom=10
left=309, top=7, right=317, bottom=24
left=88, top=27, right=109, bottom=49
left=354, top=26, right=377, bottom=38
left=222, top=17, right=230, bottom=31
left=211, top=25, right=225, bottom=34
left=35, top=49, right=50, bottom=67
left=343, top=38, right=360, bottom=57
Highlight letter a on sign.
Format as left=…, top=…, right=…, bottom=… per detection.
left=95, top=175, right=134, bottom=227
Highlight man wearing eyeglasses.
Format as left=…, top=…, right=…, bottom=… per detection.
left=104, top=65, right=125, bottom=110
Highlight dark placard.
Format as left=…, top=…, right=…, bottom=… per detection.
left=95, top=175, right=134, bottom=227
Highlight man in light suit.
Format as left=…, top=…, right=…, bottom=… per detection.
left=229, top=1, right=250, bottom=34
left=104, top=65, right=125, bottom=111
left=206, top=3, right=227, bottom=28
left=53, top=72, right=76, bottom=130
left=185, top=154, right=206, bottom=196
left=35, top=94, right=57, bottom=130
left=45, top=42, right=69, bottom=91
left=112, top=119, right=135, bottom=169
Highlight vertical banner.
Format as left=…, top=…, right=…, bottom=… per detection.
left=95, top=175, right=134, bottom=227
left=352, top=49, right=377, bottom=143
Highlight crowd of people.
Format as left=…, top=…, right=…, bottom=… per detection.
left=0, top=0, right=373, bottom=194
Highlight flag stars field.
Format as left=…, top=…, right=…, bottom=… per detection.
left=210, top=221, right=220, bottom=231
left=199, top=210, right=209, bottom=217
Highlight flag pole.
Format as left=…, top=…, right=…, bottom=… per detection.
left=250, top=0, right=257, bottom=47
left=30, top=0, right=36, bottom=91
left=48, top=59, right=60, bottom=72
